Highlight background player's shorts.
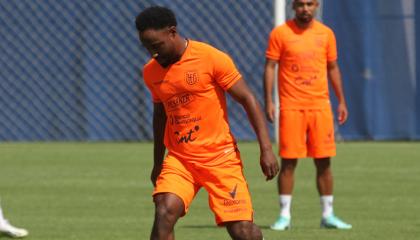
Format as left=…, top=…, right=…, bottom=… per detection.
left=279, top=108, right=336, bottom=158
left=152, top=150, right=254, bottom=225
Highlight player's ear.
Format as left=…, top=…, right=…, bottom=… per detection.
left=168, top=26, right=177, bottom=37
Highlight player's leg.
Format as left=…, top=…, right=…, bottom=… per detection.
left=278, top=158, right=298, bottom=195
left=270, top=158, right=296, bottom=230
left=314, top=157, right=333, bottom=196
left=0, top=201, right=28, bottom=238
left=150, top=155, right=200, bottom=239
left=196, top=150, right=260, bottom=239
left=278, top=159, right=298, bottom=217
left=314, top=157, right=334, bottom=220
left=225, top=221, right=262, bottom=240
left=309, top=108, right=351, bottom=229
left=150, top=193, right=184, bottom=240
left=272, top=110, right=306, bottom=230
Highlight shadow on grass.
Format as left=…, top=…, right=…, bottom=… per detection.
left=180, top=225, right=218, bottom=229
left=0, top=233, right=15, bottom=239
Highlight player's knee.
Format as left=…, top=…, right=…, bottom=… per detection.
left=281, top=159, right=297, bottom=172
left=314, top=158, right=331, bottom=173
left=280, top=165, right=296, bottom=177
left=154, top=202, right=181, bottom=224
left=226, top=221, right=263, bottom=240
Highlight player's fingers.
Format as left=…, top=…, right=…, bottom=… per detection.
left=274, top=162, right=280, bottom=175
left=266, top=110, right=274, bottom=123
left=338, top=110, right=347, bottom=125
left=261, top=164, right=270, bottom=180
left=343, top=111, right=348, bottom=123
left=265, top=165, right=275, bottom=181
left=271, top=164, right=279, bottom=179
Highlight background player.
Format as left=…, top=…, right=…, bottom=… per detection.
left=263, top=0, right=352, bottom=230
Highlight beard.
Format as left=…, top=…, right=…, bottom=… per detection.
left=296, top=13, right=314, bottom=23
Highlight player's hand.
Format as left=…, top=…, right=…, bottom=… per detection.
left=260, top=149, right=279, bottom=181
left=337, top=103, right=348, bottom=125
left=150, top=165, right=162, bottom=187
left=265, top=101, right=275, bottom=123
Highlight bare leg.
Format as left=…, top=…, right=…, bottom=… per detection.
left=278, top=158, right=298, bottom=194
left=225, top=221, right=263, bottom=240
left=150, top=193, right=185, bottom=240
left=313, top=158, right=333, bottom=195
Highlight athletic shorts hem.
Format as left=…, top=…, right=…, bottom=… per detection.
left=216, top=216, right=254, bottom=226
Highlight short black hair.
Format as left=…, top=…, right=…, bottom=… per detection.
left=135, top=6, right=177, bottom=32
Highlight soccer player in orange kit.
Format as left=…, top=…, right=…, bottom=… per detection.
left=263, top=0, right=352, bottom=230
left=136, top=6, right=279, bottom=240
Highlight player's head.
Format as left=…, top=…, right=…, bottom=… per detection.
left=292, top=0, right=319, bottom=24
left=135, top=6, right=180, bottom=67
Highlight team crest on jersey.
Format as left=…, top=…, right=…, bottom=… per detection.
left=315, top=37, right=325, bottom=47
left=185, top=71, right=199, bottom=85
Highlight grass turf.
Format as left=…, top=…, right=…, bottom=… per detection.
left=0, top=142, right=419, bottom=239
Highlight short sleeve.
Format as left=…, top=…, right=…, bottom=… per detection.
left=142, top=67, right=161, bottom=103
left=327, top=29, right=338, bottom=61
left=212, top=50, right=242, bottom=91
left=265, top=28, right=283, bottom=60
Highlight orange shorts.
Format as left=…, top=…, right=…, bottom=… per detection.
left=153, top=150, right=254, bottom=225
left=279, top=108, right=336, bottom=158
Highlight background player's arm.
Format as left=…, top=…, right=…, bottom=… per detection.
left=263, top=58, right=278, bottom=122
left=151, top=102, right=167, bottom=186
left=227, top=79, right=279, bottom=180
left=327, top=60, right=348, bottom=125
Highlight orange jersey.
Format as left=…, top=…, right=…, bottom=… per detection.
left=266, top=20, right=337, bottom=109
left=143, top=40, right=241, bottom=162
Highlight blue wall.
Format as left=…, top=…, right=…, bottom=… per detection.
left=0, top=0, right=418, bottom=141
left=323, top=0, right=419, bottom=140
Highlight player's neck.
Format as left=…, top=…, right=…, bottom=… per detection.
left=174, top=37, right=188, bottom=61
left=294, top=18, right=314, bottom=30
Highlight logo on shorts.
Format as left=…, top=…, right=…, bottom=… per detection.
left=229, top=184, right=238, bottom=199
left=185, top=71, right=199, bottom=85
left=325, top=131, right=334, bottom=144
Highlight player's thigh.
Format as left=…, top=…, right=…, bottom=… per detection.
left=153, top=155, right=200, bottom=215
left=197, top=151, right=254, bottom=225
left=307, top=108, right=336, bottom=158
left=279, top=109, right=307, bottom=158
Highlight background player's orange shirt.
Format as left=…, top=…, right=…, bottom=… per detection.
left=266, top=20, right=337, bottom=109
left=143, top=40, right=241, bottom=162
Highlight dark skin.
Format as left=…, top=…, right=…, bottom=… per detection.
left=263, top=0, right=348, bottom=196
left=140, top=26, right=279, bottom=240
left=293, top=0, right=319, bottom=28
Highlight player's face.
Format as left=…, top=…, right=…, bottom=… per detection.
left=139, top=26, right=177, bottom=67
left=293, top=0, right=318, bottom=23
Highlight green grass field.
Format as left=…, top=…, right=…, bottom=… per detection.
left=0, top=142, right=419, bottom=239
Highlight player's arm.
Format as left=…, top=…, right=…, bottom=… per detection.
left=327, top=60, right=348, bottom=125
left=263, top=58, right=278, bottom=123
left=151, top=102, right=167, bottom=186
left=227, top=79, right=279, bottom=180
